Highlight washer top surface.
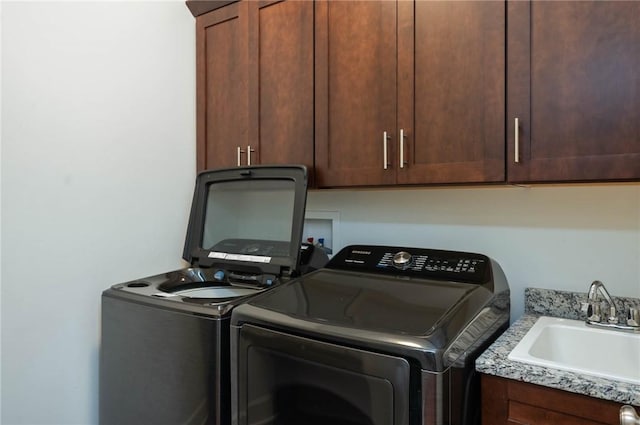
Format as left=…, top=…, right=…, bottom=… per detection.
left=106, top=165, right=317, bottom=312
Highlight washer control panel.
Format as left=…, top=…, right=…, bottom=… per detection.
left=391, top=251, right=413, bottom=269
left=328, top=244, right=490, bottom=284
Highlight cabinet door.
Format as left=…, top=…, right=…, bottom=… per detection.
left=508, top=1, right=640, bottom=183
left=315, top=0, right=397, bottom=187
left=397, top=1, right=505, bottom=185
left=482, top=374, right=623, bottom=425
left=196, top=1, right=313, bottom=173
left=196, top=2, right=249, bottom=171
left=247, top=0, right=314, bottom=172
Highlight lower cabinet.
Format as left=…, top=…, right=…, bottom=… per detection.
left=481, top=374, right=624, bottom=425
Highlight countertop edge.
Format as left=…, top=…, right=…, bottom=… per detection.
left=475, top=313, right=640, bottom=406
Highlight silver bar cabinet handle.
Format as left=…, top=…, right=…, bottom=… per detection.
left=620, top=405, right=640, bottom=425
left=237, top=146, right=243, bottom=167
left=399, top=129, right=405, bottom=169
left=383, top=131, right=390, bottom=170
left=514, top=118, right=520, bottom=163
left=247, top=145, right=255, bottom=166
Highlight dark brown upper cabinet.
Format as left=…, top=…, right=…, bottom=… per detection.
left=508, top=1, right=640, bottom=183
left=314, top=1, right=505, bottom=188
left=196, top=0, right=314, bottom=174
left=196, top=2, right=246, bottom=171
left=193, top=1, right=640, bottom=187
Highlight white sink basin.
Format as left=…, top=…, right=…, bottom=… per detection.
left=508, top=316, right=640, bottom=385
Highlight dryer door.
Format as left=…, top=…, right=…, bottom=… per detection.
left=233, top=324, right=411, bottom=425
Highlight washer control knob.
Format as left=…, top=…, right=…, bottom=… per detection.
left=392, top=251, right=413, bottom=270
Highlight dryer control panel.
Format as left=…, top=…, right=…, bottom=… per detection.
left=327, top=245, right=490, bottom=284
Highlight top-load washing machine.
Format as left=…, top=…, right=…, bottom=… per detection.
left=99, top=165, right=328, bottom=425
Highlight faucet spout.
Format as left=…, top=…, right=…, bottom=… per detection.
left=588, top=280, right=615, bottom=307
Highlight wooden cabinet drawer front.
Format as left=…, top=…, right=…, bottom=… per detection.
left=510, top=400, right=611, bottom=425
left=482, top=374, right=622, bottom=425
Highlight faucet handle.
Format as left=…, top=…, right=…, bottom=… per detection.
left=587, top=303, right=602, bottom=323
left=581, top=301, right=590, bottom=313
left=627, top=307, right=639, bottom=327
left=607, top=305, right=619, bottom=324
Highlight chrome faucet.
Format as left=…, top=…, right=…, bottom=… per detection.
left=587, top=280, right=619, bottom=324
left=585, top=280, right=640, bottom=333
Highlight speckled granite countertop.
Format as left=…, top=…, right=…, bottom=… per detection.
left=476, top=288, right=640, bottom=406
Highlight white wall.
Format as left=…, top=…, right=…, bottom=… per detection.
left=2, top=2, right=640, bottom=425
left=307, top=185, right=640, bottom=320
left=0, top=0, right=4, bottom=420
left=1, top=2, right=196, bottom=424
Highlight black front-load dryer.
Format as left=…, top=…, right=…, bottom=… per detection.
left=99, top=165, right=328, bottom=425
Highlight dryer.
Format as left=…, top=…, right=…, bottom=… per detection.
left=99, top=165, right=327, bottom=425
left=231, top=244, right=510, bottom=425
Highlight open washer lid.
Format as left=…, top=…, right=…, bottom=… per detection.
left=182, top=165, right=308, bottom=279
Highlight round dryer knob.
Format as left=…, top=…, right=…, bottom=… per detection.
left=392, top=251, right=413, bottom=270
